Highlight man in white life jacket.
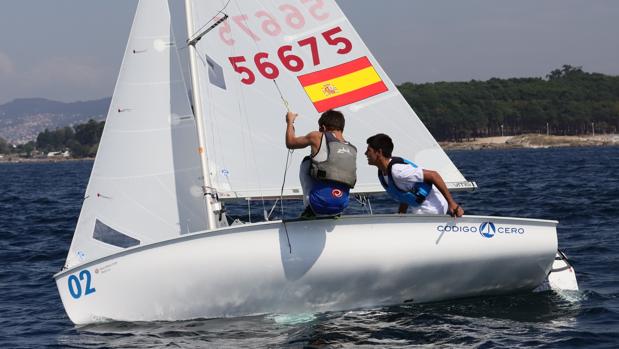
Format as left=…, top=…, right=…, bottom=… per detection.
left=365, top=133, right=464, bottom=217
left=285, top=109, right=357, bottom=217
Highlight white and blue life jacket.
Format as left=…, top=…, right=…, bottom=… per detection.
left=378, top=157, right=433, bottom=206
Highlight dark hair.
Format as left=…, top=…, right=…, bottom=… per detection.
left=366, top=133, right=393, bottom=158
left=318, top=109, right=345, bottom=131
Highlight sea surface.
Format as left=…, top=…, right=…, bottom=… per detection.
left=1, top=147, right=618, bottom=348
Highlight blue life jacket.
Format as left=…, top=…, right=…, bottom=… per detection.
left=378, top=157, right=433, bottom=206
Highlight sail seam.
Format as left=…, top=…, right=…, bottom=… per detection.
left=91, top=167, right=202, bottom=180
left=106, top=125, right=195, bottom=133
left=283, top=18, right=346, bottom=42
left=121, top=80, right=184, bottom=86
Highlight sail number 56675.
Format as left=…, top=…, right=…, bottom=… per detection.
left=228, top=26, right=352, bottom=85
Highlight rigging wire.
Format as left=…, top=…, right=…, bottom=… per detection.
left=266, top=199, right=279, bottom=220
left=188, top=1, right=295, bottom=252
left=354, top=194, right=373, bottom=215
left=183, top=0, right=235, bottom=228
left=182, top=0, right=232, bottom=50
left=190, top=0, right=232, bottom=40
left=222, top=0, right=273, bottom=223
left=189, top=0, right=268, bottom=224
left=247, top=199, right=252, bottom=223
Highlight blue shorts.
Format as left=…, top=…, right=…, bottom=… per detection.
left=308, top=181, right=350, bottom=215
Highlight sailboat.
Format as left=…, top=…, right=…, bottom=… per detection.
left=54, top=0, right=578, bottom=325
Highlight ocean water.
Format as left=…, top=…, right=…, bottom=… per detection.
left=1, top=147, right=618, bottom=348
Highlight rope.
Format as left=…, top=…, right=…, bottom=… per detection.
left=274, top=79, right=293, bottom=253
left=280, top=148, right=294, bottom=254
left=273, top=79, right=290, bottom=112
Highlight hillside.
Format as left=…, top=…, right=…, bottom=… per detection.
left=0, top=97, right=110, bottom=143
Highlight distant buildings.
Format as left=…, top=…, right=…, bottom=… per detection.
left=46, top=150, right=70, bottom=158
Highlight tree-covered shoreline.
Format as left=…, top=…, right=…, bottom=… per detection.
left=0, top=119, right=104, bottom=158
left=399, top=65, right=619, bottom=141
left=1, top=66, right=618, bottom=158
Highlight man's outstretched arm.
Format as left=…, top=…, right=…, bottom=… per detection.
left=423, top=169, right=464, bottom=217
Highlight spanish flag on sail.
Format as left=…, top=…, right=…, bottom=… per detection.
left=298, top=56, right=388, bottom=112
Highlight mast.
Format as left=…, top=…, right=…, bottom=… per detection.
left=184, top=0, right=218, bottom=230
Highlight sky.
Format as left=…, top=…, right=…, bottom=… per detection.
left=0, top=0, right=618, bottom=104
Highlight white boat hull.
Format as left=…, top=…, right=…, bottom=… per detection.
left=55, top=214, right=558, bottom=324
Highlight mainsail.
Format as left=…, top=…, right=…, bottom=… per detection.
left=187, top=0, right=475, bottom=199
left=65, top=0, right=208, bottom=268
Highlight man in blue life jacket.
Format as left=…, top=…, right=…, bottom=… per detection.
left=285, top=109, right=357, bottom=217
left=365, top=133, right=464, bottom=217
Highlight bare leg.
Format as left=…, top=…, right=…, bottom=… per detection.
left=299, top=157, right=314, bottom=210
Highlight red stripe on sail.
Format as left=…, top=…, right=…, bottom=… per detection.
left=298, top=56, right=372, bottom=87
left=312, top=81, right=388, bottom=112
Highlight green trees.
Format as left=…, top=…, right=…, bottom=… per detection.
left=36, top=127, right=75, bottom=152
left=1, top=119, right=104, bottom=157
left=398, top=66, right=619, bottom=141
left=70, top=120, right=104, bottom=157
left=32, top=119, right=105, bottom=157
left=0, top=137, right=10, bottom=154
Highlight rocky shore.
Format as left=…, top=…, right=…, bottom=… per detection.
left=440, top=134, right=619, bottom=150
